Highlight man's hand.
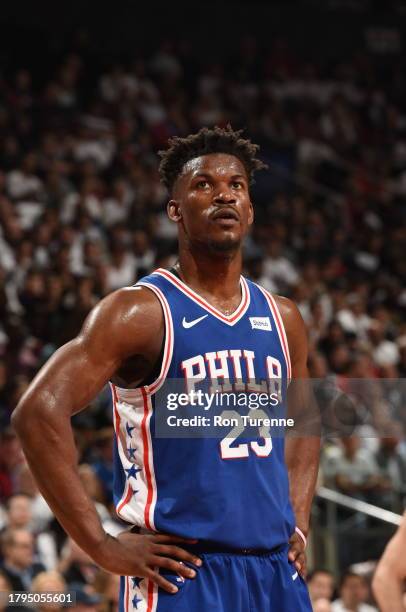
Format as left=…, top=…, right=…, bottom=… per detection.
left=288, top=531, right=306, bottom=578
left=95, top=532, right=202, bottom=594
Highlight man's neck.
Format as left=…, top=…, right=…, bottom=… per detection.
left=177, top=249, right=242, bottom=301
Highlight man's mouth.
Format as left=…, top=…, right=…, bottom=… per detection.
left=211, top=208, right=240, bottom=224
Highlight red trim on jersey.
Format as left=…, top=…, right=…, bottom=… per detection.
left=154, top=268, right=250, bottom=325
left=117, top=486, right=133, bottom=515
left=137, top=282, right=174, bottom=395
left=141, top=387, right=154, bottom=531
left=147, top=579, right=154, bottom=612
left=111, top=383, right=120, bottom=430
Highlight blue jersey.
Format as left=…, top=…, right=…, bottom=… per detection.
left=111, top=267, right=295, bottom=550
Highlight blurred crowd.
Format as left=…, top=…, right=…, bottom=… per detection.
left=0, top=32, right=405, bottom=610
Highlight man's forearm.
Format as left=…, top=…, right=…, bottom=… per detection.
left=285, top=436, right=320, bottom=533
left=373, top=516, right=406, bottom=612
left=373, top=572, right=404, bottom=612
left=12, top=402, right=106, bottom=558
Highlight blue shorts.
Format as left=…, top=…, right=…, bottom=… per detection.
left=119, top=545, right=312, bottom=611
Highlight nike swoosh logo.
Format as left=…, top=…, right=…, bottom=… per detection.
left=292, top=571, right=298, bottom=581
left=182, top=314, right=208, bottom=329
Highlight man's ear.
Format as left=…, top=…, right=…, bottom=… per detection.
left=167, top=199, right=182, bottom=222
left=248, top=200, right=254, bottom=226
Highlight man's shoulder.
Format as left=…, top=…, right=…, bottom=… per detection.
left=247, top=278, right=301, bottom=327
left=85, top=286, right=163, bottom=338
left=76, top=285, right=165, bottom=366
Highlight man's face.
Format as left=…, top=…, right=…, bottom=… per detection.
left=5, top=531, right=34, bottom=569
left=168, top=153, right=253, bottom=254
left=8, top=496, right=32, bottom=528
left=341, top=575, right=366, bottom=607
left=308, top=572, right=334, bottom=602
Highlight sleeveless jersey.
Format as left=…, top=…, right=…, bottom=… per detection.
left=111, top=268, right=296, bottom=550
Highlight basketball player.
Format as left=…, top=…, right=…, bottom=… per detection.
left=13, top=126, right=319, bottom=611
left=372, top=512, right=406, bottom=612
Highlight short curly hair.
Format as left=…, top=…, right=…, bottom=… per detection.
left=158, top=125, right=267, bottom=192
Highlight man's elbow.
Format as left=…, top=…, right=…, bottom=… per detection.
left=12, top=390, right=45, bottom=435
left=11, top=397, right=31, bottom=434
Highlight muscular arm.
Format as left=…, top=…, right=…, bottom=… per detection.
left=276, top=296, right=321, bottom=574
left=372, top=514, right=406, bottom=612
left=12, top=288, right=201, bottom=587
left=12, top=287, right=162, bottom=556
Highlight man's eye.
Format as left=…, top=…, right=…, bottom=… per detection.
left=232, top=182, right=243, bottom=189
left=197, top=181, right=210, bottom=189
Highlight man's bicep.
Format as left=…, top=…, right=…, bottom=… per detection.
left=274, top=295, right=308, bottom=374
left=16, top=335, right=120, bottom=419
left=275, top=296, right=320, bottom=435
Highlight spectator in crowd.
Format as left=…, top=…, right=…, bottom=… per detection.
left=375, top=425, right=406, bottom=512
left=57, top=539, right=98, bottom=587
left=0, top=528, right=45, bottom=591
left=14, top=463, right=54, bottom=533
left=93, top=571, right=120, bottom=612
left=314, top=600, right=333, bottom=612
left=4, top=494, right=32, bottom=531
left=0, top=571, right=11, bottom=612
left=332, top=572, right=377, bottom=612
left=322, top=436, right=385, bottom=504
left=68, top=584, right=102, bottom=612
left=0, top=431, right=24, bottom=502
left=307, top=569, right=335, bottom=606
left=89, top=429, right=114, bottom=507
left=31, top=571, right=67, bottom=612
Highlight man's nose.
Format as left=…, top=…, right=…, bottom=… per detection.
left=213, top=188, right=237, bottom=204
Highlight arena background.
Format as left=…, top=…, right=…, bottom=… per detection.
left=0, top=1, right=405, bottom=610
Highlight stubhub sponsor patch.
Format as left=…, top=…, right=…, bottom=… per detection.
left=249, top=316, right=272, bottom=331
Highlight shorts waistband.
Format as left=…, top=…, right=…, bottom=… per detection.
left=129, top=527, right=286, bottom=556
left=182, top=542, right=286, bottom=556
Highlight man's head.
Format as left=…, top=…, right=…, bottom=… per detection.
left=307, top=569, right=334, bottom=603
left=339, top=571, right=369, bottom=608
left=31, top=571, right=66, bottom=611
left=6, top=493, right=32, bottom=529
left=159, top=126, right=266, bottom=255
left=1, top=528, right=34, bottom=570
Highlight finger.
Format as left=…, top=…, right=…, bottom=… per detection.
left=295, top=564, right=307, bottom=578
left=151, top=556, right=197, bottom=579
left=288, top=538, right=304, bottom=559
left=294, top=553, right=306, bottom=573
left=152, top=544, right=202, bottom=567
left=288, top=546, right=301, bottom=562
left=150, top=534, right=198, bottom=545
left=145, top=568, right=179, bottom=594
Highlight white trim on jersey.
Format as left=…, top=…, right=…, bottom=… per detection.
left=110, top=282, right=173, bottom=533
left=256, top=285, right=292, bottom=382
left=136, top=281, right=175, bottom=394
left=153, top=268, right=251, bottom=326
left=110, top=383, right=132, bottom=520
left=110, top=386, right=157, bottom=531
